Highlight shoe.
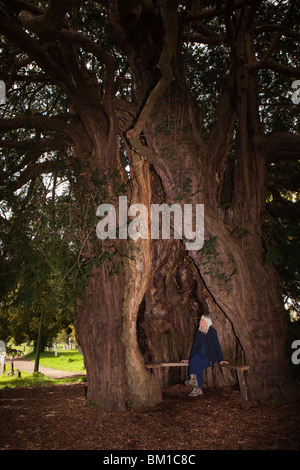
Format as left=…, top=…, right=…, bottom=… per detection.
left=188, top=387, right=203, bottom=397
left=184, top=374, right=198, bottom=387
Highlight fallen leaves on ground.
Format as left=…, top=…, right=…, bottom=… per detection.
left=0, top=382, right=299, bottom=450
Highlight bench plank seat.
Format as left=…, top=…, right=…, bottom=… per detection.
left=145, top=362, right=189, bottom=368
left=145, top=361, right=250, bottom=401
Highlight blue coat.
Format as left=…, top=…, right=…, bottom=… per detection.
left=189, top=327, right=224, bottom=365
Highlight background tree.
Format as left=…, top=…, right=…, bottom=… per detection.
left=0, top=0, right=299, bottom=411
left=264, top=160, right=300, bottom=316
left=0, top=176, right=75, bottom=349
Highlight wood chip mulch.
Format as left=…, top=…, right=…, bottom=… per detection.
left=0, top=382, right=299, bottom=451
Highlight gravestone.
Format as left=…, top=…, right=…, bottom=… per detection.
left=0, top=341, right=6, bottom=374
left=0, top=81, right=6, bottom=105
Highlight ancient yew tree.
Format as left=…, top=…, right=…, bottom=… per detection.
left=0, top=1, right=299, bottom=411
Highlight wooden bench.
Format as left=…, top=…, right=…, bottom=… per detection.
left=146, top=361, right=250, bottom=401
left=218, top=363, right=250, bottom=401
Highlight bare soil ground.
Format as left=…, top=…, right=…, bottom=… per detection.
left=0, top=381, right=299, bottom=451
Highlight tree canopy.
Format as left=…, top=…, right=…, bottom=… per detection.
left=0, top=0, right=299, bottom=408
left=1, top=0, right=299, bottom=337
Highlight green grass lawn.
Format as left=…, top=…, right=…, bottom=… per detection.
left=0, top=346, right=86, bottom=390
left=25, top=349, right=86, bottom=373
left=0, top=371, right=86, bottom=389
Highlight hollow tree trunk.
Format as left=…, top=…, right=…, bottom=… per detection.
left=121, top=153, right=162, bottom=409
left=137, top=170, right=240, bottom=389
left=137, top=81, right=296, bottom=403
left=75, top=2, right=296, bottom=410
left=137, top=237, right=240, bottom=388
left=197, top=214, right=295, bottom=402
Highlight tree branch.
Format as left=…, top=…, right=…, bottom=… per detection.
left=5, top=56, right=33, bottom=91
left=182, top=32, right=227, bottom=45
left=0, top=115, right=74, bottom=136
left=0, top=136, right=71, bottom=154
left=56, top=28, right=115, bottom=99
left=256, top=132, right=300, bottom=163
left=255, top=24, right=300, bottom=42
left=0, top=160, right=56, bottom=199
left=251, top=5, right=300, bottom=73
left=0, top=135, right=72, bottom=196
left=256, top=58, right=300, bottom=78
left=182, top=0, right=254, bottom=22
left=0, top=8, right=74, bottom=90
left=126, top=0, right=178, bottom=142
left=1, top=0, right=44, bottom=16
left=209, top=66, right=237, bottom=168
left=17, top=0, right=83, bottom=32
left=253, top=31, right=283, bottom=70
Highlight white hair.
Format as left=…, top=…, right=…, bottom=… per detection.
left=199, top=315, right=213, bottom=333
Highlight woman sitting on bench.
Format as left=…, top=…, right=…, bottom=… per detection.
left=181, top=315, right=228, bottom=397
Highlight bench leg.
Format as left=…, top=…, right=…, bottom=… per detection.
left=236, top=370, right=248, bottom=401
left=152, top=368, right=162, bottom=386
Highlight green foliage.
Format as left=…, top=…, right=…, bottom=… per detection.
left=86, top=399, right=99, bottom=408
left=0, top=0, right=299, bottom=346
left=0, top=152, right=136, bottom=346
left=199, top=235, right=218, bottom=257
left=0, top=371, right=53, bottom=389
left=263, top=160, right=300, bottom=315
left=256, top=4, right=300, bottom=136
left=267, top=394, right=281, bottom=407
left=25, top=349, right=85, bottom=373
left=0, top=371, right=86, bottom=389
left=231, top=227, right=250, bottom=239
left=0, top=175, right=77, bottom=346
left=197, top=235, right=237, bottom=294
left=183, top=40, right=230, bottom=136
